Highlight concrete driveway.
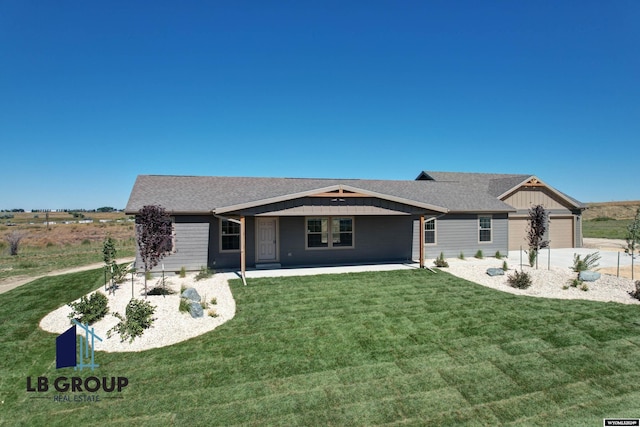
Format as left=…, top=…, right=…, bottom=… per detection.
left=507, top=247, right=635, bottom=270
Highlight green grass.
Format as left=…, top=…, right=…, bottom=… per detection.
left=583, top=219, right=633, bottom=239
left=3, top=269, right=640, bottom=425
left=0, top=239, right=135, bottom=281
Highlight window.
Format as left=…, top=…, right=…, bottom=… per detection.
left=479, top=215, right=492, bottom=242
left=424, top=217, right=436, bottom=245
left=306, top=217, right=354, bottom=249
left=220, top=219, right=240, bottom=251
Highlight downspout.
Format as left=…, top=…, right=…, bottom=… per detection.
left=213, top=212, right=248, bottom=286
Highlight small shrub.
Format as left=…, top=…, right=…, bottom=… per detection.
left=195, top=266, right=214, bottom=281
left=433, top=252, right=449, bottom=268
left=562, top=284, right=569, bottom=290
left=629, top=281, right=640, bottom=300
left=507, top=270, right=532, bottom=289
left=495, top=251, right=502, bottom=259
left=179, top=298, right=190, bottom=313
left=502, top=260, right=508, bottom=271
left=475, top=250, right=483, bottom=259
left=68, top=292, right=109, bottom=325
left=572, top=252, right=601, bottom=273
left=580, top=283, right=589, bottom=291
left=200, top=294, right=209, bottom=309
left=6, top=231, right=25, bottom=256
left=180, top=284, right=187, bottom=293
left=458, top=252, right=465, bottom=260
left=528, top=249, right=537, bottom=267
left=179, top=266, right=186, bottom=278
left=110, top=263, right=130, bottom=284
left=147, top=286, right=176, bottom=296
left=570, top=278, right=582, bottom=288
left=210, top=297, right=217, bottom=305
left=208, top=309, right=219, bottom=318
left=107, top=299, right=156, bottom=343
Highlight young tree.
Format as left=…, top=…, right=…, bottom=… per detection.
left=625, top=207, right=640, bottom=258
left=526, top=205, right=548, bottom=267
left=135, top=205, right=173, bottom=294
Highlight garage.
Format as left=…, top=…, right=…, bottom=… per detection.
left=549, top=216, right=574, bottom=248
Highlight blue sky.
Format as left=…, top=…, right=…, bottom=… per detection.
left=1, top=0, right=638, bottom=209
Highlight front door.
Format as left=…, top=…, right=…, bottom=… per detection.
left=256, top=217, right=278, bottom=262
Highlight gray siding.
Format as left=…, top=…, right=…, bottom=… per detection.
left=140, top=215, right=210, bottom=273
left=412, top=213, right=509, bottom=260
left=277, top=216, right=414, bottom=267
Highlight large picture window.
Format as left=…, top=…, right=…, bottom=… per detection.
left=479, top=215, right=492, bottom=243
left=306, top=217, right=354, bottom=249
left=220, top=219, right=240, bottom=251
left=424, top=217, right=436, bottom=245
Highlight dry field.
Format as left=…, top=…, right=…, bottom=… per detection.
left=584, top=200, right=640, bottom=220
left=0, top=211, right=135, bottom=280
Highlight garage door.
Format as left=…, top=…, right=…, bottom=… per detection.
left=549, top=216, right=574, bottom=248
left=508, top=217, right=529, bottom=250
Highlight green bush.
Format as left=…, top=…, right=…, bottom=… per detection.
left=433, top=252, right=449, bottom=268
left=475, top=250, right=483, bottom=259
left=507, top=270, right=532, bottom=289
left=179, top=298, right=191, bottom=313
left=458, top=252, right=465, bottom=260
left=68, top=292, right=109, bottom=325
left=208, top=309, right=219, bottom=318
left=195, top=266, right=214, bottom=281
left=502, top=260, right=508, bottom=271
left=107, top=299, right=156, bottom=343
left=572, top=252, right=601, bottom=273
left=179, top=266, right=186, bottom=278
left=495, top=251, right=502, bottom=259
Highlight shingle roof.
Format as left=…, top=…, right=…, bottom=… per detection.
left=125, top=174, right=517, bottom=214
left=418, top=170, right=585, bottom=209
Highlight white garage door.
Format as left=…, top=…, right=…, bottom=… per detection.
left=549, top=217, right=574, bottom=248
left=508, top=217, right=529, bottom=251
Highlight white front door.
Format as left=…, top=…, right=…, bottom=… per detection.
left=256, top=217, right=278, bottom=262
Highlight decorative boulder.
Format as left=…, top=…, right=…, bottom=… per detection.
left=188, top=301, right=204, bottom=318
left=181, top=287, right=201, bottom=302
left=579, top=271, right=601, bottom=282
left=486, top=268, right=505, bottom=277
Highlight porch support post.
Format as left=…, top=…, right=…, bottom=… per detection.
left=240, top=216, right=247, bottom=286
left=419, top=215, right=425, bottom=269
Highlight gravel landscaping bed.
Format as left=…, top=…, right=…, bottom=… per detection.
left=39, top=272, right=236, bottom=353
left=444, top=256, right=639, bottom=305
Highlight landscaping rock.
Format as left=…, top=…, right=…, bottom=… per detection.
left=181, top=287, right=201, bottom=302
left=486, top=268, right=505, bottom=277
left=579, top=271, right=601, bottom=282
left=188, top=301, right=204, bottom=318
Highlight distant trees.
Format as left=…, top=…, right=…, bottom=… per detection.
left=527, top=205, right=548, bottom=267
left=97, top=207, right=116, bottom=212
left=135, top=205, right=173, bottom=294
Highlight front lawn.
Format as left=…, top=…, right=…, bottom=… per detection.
left=2, top=269, right=640, bottom=425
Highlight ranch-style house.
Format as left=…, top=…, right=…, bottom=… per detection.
left=124, top=171, right=585, bottom=274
